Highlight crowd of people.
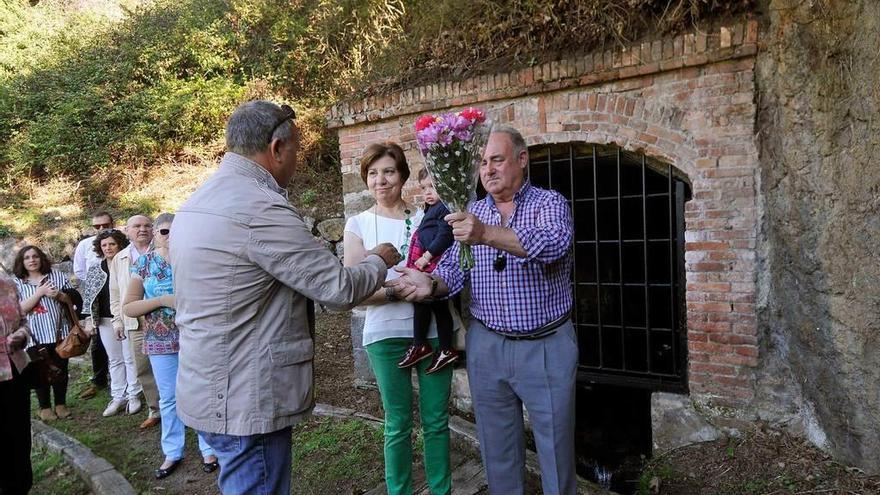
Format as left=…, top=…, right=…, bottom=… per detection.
left=0, top=100, right=578, bottom=495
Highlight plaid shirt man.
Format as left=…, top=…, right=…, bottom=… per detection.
left=434, top=181, right=573, bottom=334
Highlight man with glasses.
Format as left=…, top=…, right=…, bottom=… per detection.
left=73, top=211, right=114, bottom=400
left=388, top=125, right=578, bottom=495
left=171, top=100, right=400, bottom=495
left=108, top=214, right=161, bottom=428
left=74, top=211, right=115, bottom=283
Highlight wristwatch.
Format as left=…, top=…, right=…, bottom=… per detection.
left=385, top=287, right=399, bottom=302
left=429, top=275, right=439, bottom=297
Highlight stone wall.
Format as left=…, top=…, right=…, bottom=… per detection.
left=329, top=21, right=762, bottom=410
left=754, top=0, right=880, bottom=473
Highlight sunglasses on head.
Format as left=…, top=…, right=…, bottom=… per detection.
left=267, top=104, right=297, bottom=143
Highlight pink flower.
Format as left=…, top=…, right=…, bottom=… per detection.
left=459, top=107, right=485, bottom=123
left=415, top=115, right=436, bottom=131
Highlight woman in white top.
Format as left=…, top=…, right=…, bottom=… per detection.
left=343, top=142, right=453, bottom=495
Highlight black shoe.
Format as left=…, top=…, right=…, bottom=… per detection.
left=155, top=459, right=182, bottom=479
left=203, top=460, right=220, bottom=473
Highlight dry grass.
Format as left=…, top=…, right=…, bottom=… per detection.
left=0, top=150, right=221, bottom=259
left=354, top=0, right=754, bottom=95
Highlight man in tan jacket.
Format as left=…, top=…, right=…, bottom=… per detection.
left=170, top=101, right=399, bottom=495
left=109, top=214, right=160, bottom=428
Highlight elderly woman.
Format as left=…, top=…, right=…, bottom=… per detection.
left=81, top=229, right=142, bottom=418
left=343, top=142, right=453, bottom=495
left=123, top=213, right=218, bottom=479
left=0, top=276, right=34, bottom=494
left=13, top=245, right=75, bottom=421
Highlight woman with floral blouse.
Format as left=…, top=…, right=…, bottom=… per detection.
left=0, top=275, right=34, bottom=494
left=123, top=213, right=218, bottom=479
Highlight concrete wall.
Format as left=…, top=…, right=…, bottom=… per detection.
left=754, top=0, right=880, bottom=473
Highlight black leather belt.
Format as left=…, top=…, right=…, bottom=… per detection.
left=479, top=313, right=571, bottom=341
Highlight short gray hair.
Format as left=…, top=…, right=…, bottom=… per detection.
left=155, top=212, right=175, bottom=227
left=126, top=214, right=153, bottom=227
left=225, top=100, right=294, bottom=156
left=491, top=124, right=528, bottom=163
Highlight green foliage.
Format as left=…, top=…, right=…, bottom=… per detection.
left=637, top=461, right=675, bottom=495
left=0, top=0, right=424, bottom=203
left=0, top=0, right=748, bottom=207
left=292, top=418, right=385, bottom=491
left=299, top=188, right=317, bottom=205
left=30, top=448, right=65, bottom=482
left=0, top=0, right=247, bottom=182
left=30, top=445, right=89, bottom=495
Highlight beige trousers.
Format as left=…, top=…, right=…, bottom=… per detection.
left=127, top=328, right=160, bottom=412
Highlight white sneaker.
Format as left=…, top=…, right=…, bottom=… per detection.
left=103, top=399, right=127, bottom=417
left=127, top=396, right=143, bottom=415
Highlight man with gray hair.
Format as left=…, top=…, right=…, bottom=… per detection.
left=170, top=100, right=399, bottom=495
left=389, top=125, right=578, bottom=494
left=108, top=214, right=160, bottom=426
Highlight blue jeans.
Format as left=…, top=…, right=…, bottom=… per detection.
left=199, top=427, right=292, bottom=495
left=149, top=354, right=214, bottom=460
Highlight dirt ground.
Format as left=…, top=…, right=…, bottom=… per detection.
left=40, top=310, right=880, bottom=495
left=313, top=308, right=383, bottom=417
left=642, top=423, right=880, bottom=495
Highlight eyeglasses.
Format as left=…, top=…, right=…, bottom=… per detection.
left=267, top=104, right=296, bottom=143
left=93, top=222, right=112, bottom=230
left=158, top=229, right=170, bottom=236
left=493, top=252, right=507, bottom=272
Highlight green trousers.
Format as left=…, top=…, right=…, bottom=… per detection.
left=366, top=338, right=453, bottom=495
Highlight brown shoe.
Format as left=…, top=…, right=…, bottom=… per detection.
left=397, top=343, right=433, bottom=368
left=426, top=349, right=459, bottom=374
left=140, top=416, right=161, bottom=429
left=79, top=384, right=99, bottom=400
left=39, top=408, right=58, bottom=421
left=54, top=405, right=71, bottom=419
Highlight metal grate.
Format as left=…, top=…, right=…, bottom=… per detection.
left=529, top=143, right=690, bottom=392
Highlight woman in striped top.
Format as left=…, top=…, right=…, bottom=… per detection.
left=13, top=245, right=75, bottom=421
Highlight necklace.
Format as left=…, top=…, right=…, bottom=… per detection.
left=373, top=204, right=413, bottom=258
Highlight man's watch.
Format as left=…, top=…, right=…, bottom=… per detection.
left=385, top=287, right=399, bottom=302
left=429, top=275, right=439, bottom=297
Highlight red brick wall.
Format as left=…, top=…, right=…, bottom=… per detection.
left=330, top=21, right=760, bottom=408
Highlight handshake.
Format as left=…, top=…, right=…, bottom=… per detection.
left=369, top=243, right=403, bottom=268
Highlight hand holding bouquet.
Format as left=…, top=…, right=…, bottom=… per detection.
left=415, top=108, right=492, bottom=270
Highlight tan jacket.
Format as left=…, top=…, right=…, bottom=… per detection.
left=108, top=245, right=145, bottom=332
left=170, top=153, right=386, bottom=436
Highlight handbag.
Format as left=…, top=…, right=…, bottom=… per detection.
left=22, top=332, right=64, bottom=389
left=55, top=291, right=89, bottom=359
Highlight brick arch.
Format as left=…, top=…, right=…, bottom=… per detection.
left=510, top=94, right=699, bottom=182
left=523, top=132, right=693, bottom=186
left=504, top=94, right=761, bottom=406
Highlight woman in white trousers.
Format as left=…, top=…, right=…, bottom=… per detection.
left=81, top=229, right=142, bottom=417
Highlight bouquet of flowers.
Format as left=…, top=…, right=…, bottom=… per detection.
left=415, top=107, right=492, bottom=270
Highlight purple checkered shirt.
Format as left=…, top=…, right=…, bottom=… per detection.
left=435, top=182, right=573, bottom=334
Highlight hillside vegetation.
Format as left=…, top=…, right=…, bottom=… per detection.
left=0, top=0, right=748, bottom=255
